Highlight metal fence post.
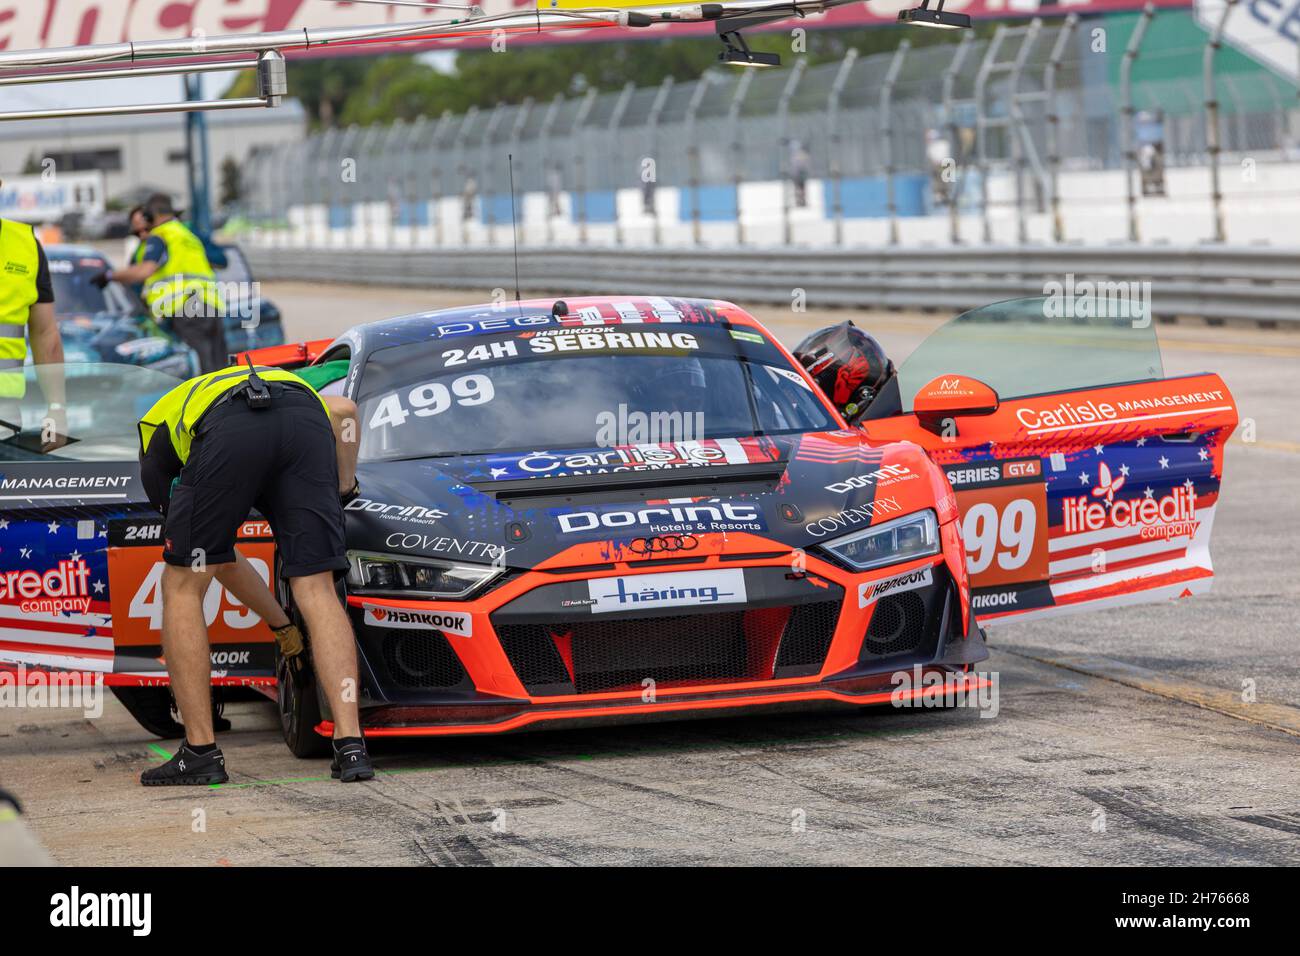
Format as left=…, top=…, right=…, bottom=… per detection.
left=1122, top=4, right=1155, bottom=243
left=1204, top=0, right=1238, bottom=242
left=728, top=69, right=755, bottom=246
left=684, top=75, right=711, bottom=246
left=974, top=28, right=1003, bottom=245
left=452, top=105, right=479, bottom=247
left=508, top=97, right=533, bottom=245
left=481, top=103, right=506, bottom=247
left=1007, top=20, right=1041, bottom=245
left=645, top=76, right=674, bottom=246
left=881, top=40, right=910, bottom=246
left=777, top=58, right=807, bottom=246
left=573, top=88, right=597, bottom=245
left=608, top=83, right=634, bottom=246
left=827, top=48, right=859, bottom=247
left=430, top=110, right=453, bottom=247
left=1044, top=14, right=1078, bottom=243
left=942, top=32, right=974, bottom=245
left=537, top=93, right=563, bottom=246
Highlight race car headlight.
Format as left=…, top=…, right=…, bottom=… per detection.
left=817, top=509, right=940, bottom=571
left=346, top=551, right=503, bottom=600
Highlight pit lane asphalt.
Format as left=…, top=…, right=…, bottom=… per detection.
left=1, top=284, right=1295, bottom=866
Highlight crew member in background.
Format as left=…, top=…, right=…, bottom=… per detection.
left=95, top=194, right=227, bottom=373
left=0, top=181, right=67, bottom=450
left=137, top=358, right=366, bottom=785
left=124, top=205, right=151, bottom=299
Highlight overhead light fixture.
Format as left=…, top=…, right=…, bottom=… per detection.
left=897, top=0, right=972, bottom=30
left=718, top=30, right=780, bottom=68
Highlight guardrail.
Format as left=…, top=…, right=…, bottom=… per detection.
left=248, top=244, right=1300, bottom=324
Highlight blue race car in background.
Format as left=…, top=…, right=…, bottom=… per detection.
left=46, top=245, right=197, bottom=378
left=45, top=243, right=284, bottom=373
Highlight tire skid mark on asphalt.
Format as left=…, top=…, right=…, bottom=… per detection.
left=492, top=742, right=1016, bottom=863
left=1231, top=813, right=1300, bottom=837
left=1001, top=648, right=1300, bottom=740
left=1078, top=786, right=1300, bottom=866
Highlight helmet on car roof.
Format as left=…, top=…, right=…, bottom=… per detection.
left=793, top=321, right=894, bottom=422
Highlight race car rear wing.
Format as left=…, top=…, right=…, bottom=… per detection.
left=233, top=339, right=335, bottom=371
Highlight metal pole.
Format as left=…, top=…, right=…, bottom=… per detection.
left=183, top=75, right=213, bottom=236
left=573, top=88, right=598, bottom=245
left=430, top=110, right=454, bottom=247
left=1121, top=4, right=1155, bottom=243
left=727, top=69, right=755, bottom=246
left=942, top=32, right=974, bottom=245
left=537, top=93, right=563, bottom=246
left=827, top=48, right=859, bottom=247
left=481, top=103, right=506, bottom=247
left=683, top=76, right=711, bottom=247
left=508, top=98, right=533, bottom=246
left=777, top=58, right=807, bottom=246
left=357, top=123, right=383, bottom=247
left=1204, top=0, right=1238, bottom=242
left=1008, top=20, right=1041, bottom=245
left=608, top=83, right=634, bottom=246
left=453, top=105, right=478, bottom=247
left=645, top=77, right=674, bottom=246
left=1044, top=14, right=1078, bottom=243
left=974, top=27, right=1004, bottom=245
left=400, top=116, right=426, bottom=246
left=881, top=40, right=910, bottom=246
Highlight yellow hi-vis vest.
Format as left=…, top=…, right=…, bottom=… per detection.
left=0, top=219, right=38, bottom=399
left=138, top=364, right=330, bottom=465
left=141, top=219, right=223, bottom=322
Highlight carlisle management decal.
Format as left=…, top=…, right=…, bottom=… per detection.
left=587, top=569, right=746, bottom=614
left=858, top=566, right=933, bottom=608
left=363, top=604, right=473, bottom=637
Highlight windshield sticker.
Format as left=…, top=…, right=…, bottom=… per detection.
left=729, top=329, right=764, bottom=344
left=476, top=438, right=780, bottom=481
left=519, top=329, right=699, bottom=354
left=367, top=373, right=495, bottom=430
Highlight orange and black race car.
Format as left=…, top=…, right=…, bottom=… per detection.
left=0, top=295, right=1237, bottom=755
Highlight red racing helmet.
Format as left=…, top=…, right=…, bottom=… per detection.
left=793, top=321, right=895, bottom=422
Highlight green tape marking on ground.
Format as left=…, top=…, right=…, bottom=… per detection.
left=148, top=743, right=172, bottom=760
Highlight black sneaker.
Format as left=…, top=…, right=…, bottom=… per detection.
left=330, top=738, right=374, bottom=782
left=140, top=743, right=229, bottom=786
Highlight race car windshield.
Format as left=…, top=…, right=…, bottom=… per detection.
left=356, top=340, right=836, bottom=462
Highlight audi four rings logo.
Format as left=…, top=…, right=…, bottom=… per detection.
left=630, top=534, right=700, bottom=554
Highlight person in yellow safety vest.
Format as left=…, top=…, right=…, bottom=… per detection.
left=0, top=182, right=68, bottom=450
left=136, top=359, right=370, bottom=785
left=97, top=193, right=227, bottom=373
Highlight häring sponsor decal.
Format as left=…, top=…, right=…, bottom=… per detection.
left=858, top=565, right=932, bottom=608
left=363, top=604, right=473, bottom=637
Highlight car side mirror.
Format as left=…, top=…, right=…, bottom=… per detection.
left=913, top=375, right=999, bottom=435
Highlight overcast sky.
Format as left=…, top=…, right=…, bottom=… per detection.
left=3, top=49, right=456, bottom=111
left=4, top=71, right=240, bottom=111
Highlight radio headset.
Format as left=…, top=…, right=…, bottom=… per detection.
left=243, top=354, right=272, bottom=410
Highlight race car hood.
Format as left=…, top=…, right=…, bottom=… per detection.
left=347, top=431, right=951, bottom=569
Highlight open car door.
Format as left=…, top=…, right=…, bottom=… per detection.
left=0, top=362, right=276, bottom=686
left=863, top=297, right=1237, bottom=625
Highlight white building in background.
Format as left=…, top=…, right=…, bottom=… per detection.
left=0, top=99, right=307, bottom=206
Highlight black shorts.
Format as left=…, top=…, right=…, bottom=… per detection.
left=162, top=385, right=348, bottom=578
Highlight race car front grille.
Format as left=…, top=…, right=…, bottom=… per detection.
left=379, top=629, right=468, bottom=689
left=494, top=599, right=841, bottom=696
left=860, top=592, right=929, bottom=658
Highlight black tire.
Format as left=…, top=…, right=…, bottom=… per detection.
left=274, top=557, right=331, bottom=758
